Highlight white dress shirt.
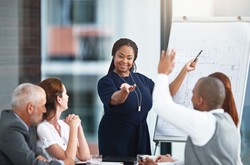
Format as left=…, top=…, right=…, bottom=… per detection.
left=152, top=74, right=242, bottom=165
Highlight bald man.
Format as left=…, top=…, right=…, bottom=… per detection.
left=0, top=83, right=74, bottom=165
left=139, top=50, right=239, bottom=165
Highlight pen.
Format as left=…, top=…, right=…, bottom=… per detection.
left=193, top=50, right=203, bottom=62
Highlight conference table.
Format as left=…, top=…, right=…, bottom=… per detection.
left=75, top=162, right=124, bottom=165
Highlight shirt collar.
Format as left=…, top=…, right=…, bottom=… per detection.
left=209, top=108, right=224, bottom=114
left=13, top=111, right=29, bottom=131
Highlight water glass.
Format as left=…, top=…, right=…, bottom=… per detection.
left=90, top=154, right=102, bottom=165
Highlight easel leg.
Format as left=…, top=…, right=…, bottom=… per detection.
left=160, top=142, right=172, bottom=155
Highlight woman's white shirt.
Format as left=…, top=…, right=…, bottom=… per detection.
left=37, top=120, right=69, bottom=161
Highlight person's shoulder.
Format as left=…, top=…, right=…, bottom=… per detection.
left=133, top=72, right=153, bottom=82
left=134, top=72, right=150, bottom=78
left=37, top=120, right=52, bottom=131
left=213, top=112, right=233, bottom=121
left=0, top=111, right=18, bottom=132
left=0, top=110, right=15, bottom=120
left=98, top=72, right=116, bottom=85
left=39, top=120, right=50, bottom=125
left=0, top=110, right=25, bottom=129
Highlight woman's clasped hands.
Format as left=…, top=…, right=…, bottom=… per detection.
left=64, top=114, right=81, bottom=128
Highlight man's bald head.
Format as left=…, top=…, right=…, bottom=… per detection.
left=194, top=77, right=226, bottom=110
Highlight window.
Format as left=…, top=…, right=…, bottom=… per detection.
left=42, top=0, right=160, bottom=148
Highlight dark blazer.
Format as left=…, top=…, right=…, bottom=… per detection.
left=0, top=110, right=61, bottom=165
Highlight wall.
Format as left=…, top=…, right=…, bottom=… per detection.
left=0, top=0, right=19, bottom=111
left=214, top=0, right=250, bottom=16
left=0, top=0, right=41, bottom=113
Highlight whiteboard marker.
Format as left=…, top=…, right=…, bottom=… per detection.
left=194, top=50, right=203, bottom=62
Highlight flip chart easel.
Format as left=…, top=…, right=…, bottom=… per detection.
left=153, top=16, right=250, bottom=154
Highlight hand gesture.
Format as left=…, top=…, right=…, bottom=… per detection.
left=138, top=157, right=156, bottom=165
left=36, top=155, right=49, bottom=163
left=185, top=59, right=196, bottom=72
left=158, top=49, right=176, bottom=75
left=120, top=83, right=136, bottom=93
left=155, top=154, right=176, bottom=163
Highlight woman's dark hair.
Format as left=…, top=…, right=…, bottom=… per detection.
left=208, top=72, right=239, bottom=127
left=108, top=38, right=138, bottom=73
left=39, top=78, right=64, bottom=121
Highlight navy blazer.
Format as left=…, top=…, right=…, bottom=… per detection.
left=0, top=110, right=61, bottom=165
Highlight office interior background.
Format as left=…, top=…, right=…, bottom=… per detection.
left=0, top=0, right=250, bottom=163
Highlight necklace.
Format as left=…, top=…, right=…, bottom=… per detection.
left=116, top=72, right=142, bottom=112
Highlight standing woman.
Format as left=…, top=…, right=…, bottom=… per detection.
left=37, top=78, right=90, bottom=161
left=97, top=38, right=196, bottom=157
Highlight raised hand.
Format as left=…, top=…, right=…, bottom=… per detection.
left=158, top=49, right=176, bottom=75
left=185, top=59, right=197, bottom=72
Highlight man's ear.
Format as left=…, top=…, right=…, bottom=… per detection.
left=197, top=96, right=203, bottom=106
left=198, top=96, right=208, bottom=110
left=27, top=103, right=34, bottom=115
